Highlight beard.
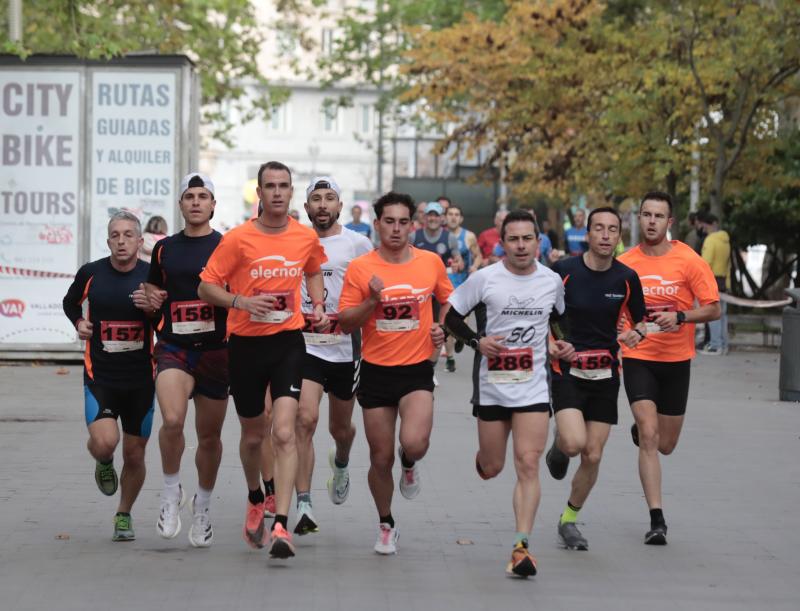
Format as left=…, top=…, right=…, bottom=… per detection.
left=312, top=211, right=339, bottom=231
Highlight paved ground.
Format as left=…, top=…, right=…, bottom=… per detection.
left=0, top=348, right=798, bottom=611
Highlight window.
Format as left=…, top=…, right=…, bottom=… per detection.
left=322, top=105, right=340, bottom=134
left=269, top=104, right=289, bottom=132
left=321, top=28, right=334, bottom=56
left=359, top=104, right=373, bottom=134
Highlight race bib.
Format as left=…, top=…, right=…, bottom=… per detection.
left=570, top=349, right=613, bottom=381
left=100, top=321, right=145, bottom=353
left=302, top=313, right=343, bottom=345
left=487, top=347, right=533, bottom=384
left=375, top=298, right=420, bottom=332
left=251, top=290, right=295, bottom=324
left=170, top=300, right=215, bottom=335
left=644, top=303, right=677, bottom=334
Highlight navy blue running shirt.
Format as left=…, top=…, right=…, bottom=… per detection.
left=62, top=258, right=154, bottom=387
left=147, top=231, right=228, bottom=350
left=551, top=255, right=646, bottom=369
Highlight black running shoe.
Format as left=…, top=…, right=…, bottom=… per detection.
left=645, top=523, right=667, bottom=545
left=454, top=340, right=464, bottom=353
left=631, top=423, right=640, bottom=447
left=545, top=435, right=569, bottom=480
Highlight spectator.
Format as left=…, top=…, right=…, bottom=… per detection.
left=139, top=215, right=168, bottom=263
left=565, top=208, right=588, bottom=256
left=345, top=204, right=372, bottom=238
left=697, top=211, right=730, bottom=355
left=681, top=212, right=701, bottom=253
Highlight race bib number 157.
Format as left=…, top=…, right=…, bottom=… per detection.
left=100, top=321, right=145, bottom=353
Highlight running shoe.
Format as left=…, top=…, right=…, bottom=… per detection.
left=242, top=499, right=267, bottom=549
left=293, top=500, right=320, bottom=535
left=157, top=485, right=186, bottom=539
left=398, top=447, right=421, bottom=500
left=263, top=494, right=276, bottom=518
left=545, top=433, right=569, bottom=480
left=506, top=540, right=537, bottom=577
left=94, top=460, right=118, bottom=496
left=269, top=523, right=296, bottom=558
left=188, top=495, right=214, bottom=548
left=374, top=522, right=399, bottom=555
left=699, top=344, right=727, bottom=356
left=454, top=339, right=464, bottom=353
left=112, top=513, right=135, bottom=542
left=645, top=523, right=668, bottom=545
left=631, top=423, right=640, bottom=447
left=558, top=520, right=589, bottom=550
left=445, top=357, right=456, bottom=372
left=327, top=447, right=350, bottom=505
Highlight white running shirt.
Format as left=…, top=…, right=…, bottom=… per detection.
left=448, top=261, right=565, bottom=407
left=302, top=227, right=374, bottom=362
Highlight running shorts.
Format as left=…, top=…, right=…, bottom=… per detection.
left=472, top=402, right=550, bottom=422
left=154, top=341, right=229, bottom=400
left=551, top=371, right=620, bottom=425
left=358, top=360, right=435, bottom=409
left=622, top=358, right=691, bottom=416
left=228, top=331, right=305, bottom=418
left=303, top=353, right=359, bottom=401
left=84, top=382, right=155, bottom=437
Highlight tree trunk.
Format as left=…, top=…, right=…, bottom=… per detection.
left=709, top=145, right=726, bottom=219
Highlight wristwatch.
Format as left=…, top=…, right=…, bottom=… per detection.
left=676, top=311, right=686, bottom=325
left=469, top=337, right=480, bottom=350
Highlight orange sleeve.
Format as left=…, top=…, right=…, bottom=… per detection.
left=433, top=256, right=454, bottom=304
left=199, top=231, right=240, bottom=287
left=304, top=235, right=327, bottom=274
left=338, top=261, right=366, bottom=311
left=687, top=252, right=719, bottom=306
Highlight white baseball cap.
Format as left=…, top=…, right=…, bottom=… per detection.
left=179, top=172, right=215, bottom=198
left=306, top=176, right=341, bottom=200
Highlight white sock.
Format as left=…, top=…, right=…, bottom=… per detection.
left=163, top=472, right=181, bottom=501
left=194, top=487, right=212, bottom=513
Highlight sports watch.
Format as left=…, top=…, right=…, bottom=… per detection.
left=676, top=311, right=686, bottom=325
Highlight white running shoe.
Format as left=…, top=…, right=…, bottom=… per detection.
left=188, top=495, right=214, bottom=548
left=374, top=522, right=399, bottom=555
left=398, top=447, right=421, bottom=500
left=293, top=500, right=320, bottom=535
left=157, top=485, right=186, bottom=539
left=327, top=448, right=350, bottom=505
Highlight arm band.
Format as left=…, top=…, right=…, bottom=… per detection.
left=444, top=307, right=480, bottom=346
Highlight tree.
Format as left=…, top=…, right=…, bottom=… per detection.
left=1, top=1, right=287, bottom=145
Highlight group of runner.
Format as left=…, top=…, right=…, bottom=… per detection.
left=64, top=173, right=720, bottom=577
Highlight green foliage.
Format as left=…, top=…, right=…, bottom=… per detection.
left=1, top=1, right=288, bottom=145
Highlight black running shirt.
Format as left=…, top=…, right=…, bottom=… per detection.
left=62, top=258, right=154, bottom=387
left=147, top=231, right=227, bottom=350
left=551, top=255, right=646, bottom=373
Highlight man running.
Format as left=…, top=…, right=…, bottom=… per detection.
left=62, top=211, right=155, bottom=542
left=293, top=176, right=373, bottom=535
left=544, top=207, right=648, bottom=551
left=444, top=209, right=570, bottom=577
left=338, top=191, right=451, bottom=555
left=619, top=191, right=720, bottom=545
left=565, top=208, right=588, bottom=256
left=198, top=161, right=328, bottom=559
left=142, top=173, right=229, bottom=547
left=443, top=203, right=483, bottom=371
left=345, top=203, right=372, bottom=239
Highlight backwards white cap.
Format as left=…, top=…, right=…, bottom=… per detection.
left=179, top=172, right=215, bottom=198
left=305, top=176, right=341, bottom=200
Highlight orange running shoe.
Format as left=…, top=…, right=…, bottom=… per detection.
left=264, top=494, right=276, bottom=518
left=506, top=540, right=537, bottom=578
left=242, top=500, right=267, bottom=549
left=269, top=523, right=296, bottom=559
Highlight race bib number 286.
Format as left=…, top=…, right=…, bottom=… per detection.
left=487, top=347, right=533, bottom=384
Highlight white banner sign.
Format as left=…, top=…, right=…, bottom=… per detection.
left=89, top=71, right=177, bottom=260
left=0, top=71, right=81, bottom=344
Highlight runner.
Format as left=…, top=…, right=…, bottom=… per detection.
left=142, top=173, right=229, bottom=547
left=565, top=209, right=588, bottom=256
left=444, top=209, right=570, bottom=577
left=618, top=191, right=720, bottom=545
left=293, top=176, right=373, bottom=535
left=443, top=203, right=483, bottom=371
left=338, top=191, right=452, bottom=555
left=197, top=160, right=329, bottom=559
left=544, top=207, right=648, bottom=551
left=62, top=211, right=155, bottom=542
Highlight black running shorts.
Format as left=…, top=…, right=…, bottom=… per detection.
left=472, top=402, right=550, bottom=422
left=228, top=331, right=305, bottom=418
left=84, top=382, right=155, bottom=437
left=551, top=371, right=620, bottom=425
left=358, top=360, right=435, bottom=409
left=622, top=358, right=691, bottom=416
left=302, top=353, right=359, bottom=401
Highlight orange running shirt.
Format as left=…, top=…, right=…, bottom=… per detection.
left=200, top=218, right=327, bottom=337
left=618, top=240, right=719, bottom=362
left=338, top=247, right=454, bottom=366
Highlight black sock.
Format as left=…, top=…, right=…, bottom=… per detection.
left=650, top=508, right=665, bottom=528
left=263, top=478, right=275, bottom=496
left=567, top=501, right=581, bottom=512
left=115, top=511, right=130, bottom=517
left=248, top=487, right=265, bottom=505
left=272, top=514, right=288, bottom=530
left=399, top=449, right=415, bottom=469
left=99, top=458, right=113, bottom=465
left=379, top=513, right=395, bottom=528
